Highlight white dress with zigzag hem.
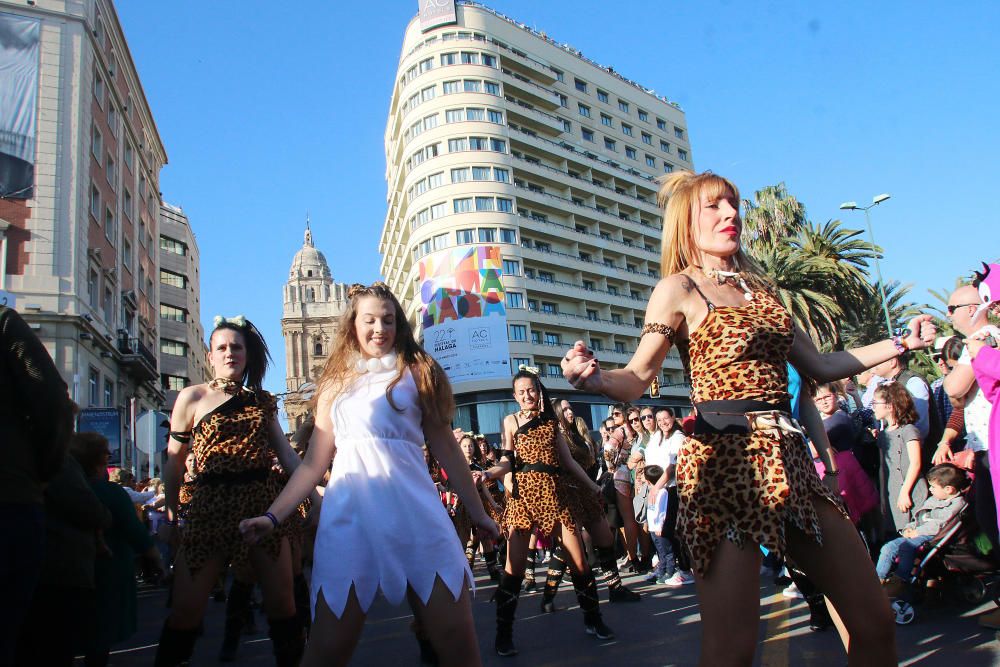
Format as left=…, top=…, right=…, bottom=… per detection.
left=310, top=365, right=473, bottom=618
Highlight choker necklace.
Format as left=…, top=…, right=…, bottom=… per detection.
left=208, top=377, right=244, bottom=395
left=354, top=352, right=397, bottom=374
left=702, top=267, right=754, bottom=301
left=518, top=408, right=538, bottom=420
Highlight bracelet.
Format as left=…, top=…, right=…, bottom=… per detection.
left=264, top=511, right=280, bottom=529
left=891, top=335, right=909, bottom=356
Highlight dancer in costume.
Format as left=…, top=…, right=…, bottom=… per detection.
left=478, top=370, right=614, bottom=657
left=538, top=398, right=640, bottom=612
left=240, top=283, right=497, bottom=667
left=156, top=316, right=313, bottom=666
left=562, top=171, right=936, bottom=665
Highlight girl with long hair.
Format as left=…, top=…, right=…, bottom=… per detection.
left=156, top=317, right=311, bottom=666
left=562, top=170, right=937, bottom=665
left=240, top=283, right=496, bottom=667
left=872, top=382, right=929, bottom=536
left=537, top=398, right=640, bottom=613
left=477, top=370, right=613, bottom=657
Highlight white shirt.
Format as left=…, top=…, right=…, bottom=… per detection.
left=645, top=430, right=685, bottom=488
left=957, top=325, right=1000, bottom=452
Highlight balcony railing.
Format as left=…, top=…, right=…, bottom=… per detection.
left=117, top=333, right=158, bottom=381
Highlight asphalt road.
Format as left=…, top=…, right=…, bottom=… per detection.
left=108, top=563, right=999, bottom=666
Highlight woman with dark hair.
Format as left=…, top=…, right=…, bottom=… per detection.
left=606, top=403, right=644, bottom=571
left=477, top=370, right=612, bottom=657
left=562, top=170, right=937, bottom=665
left=155, top=316, right=313, bottom=666
left=537, top=398, right=640, bottom=613
left=240, top=283, right=496, bottom=667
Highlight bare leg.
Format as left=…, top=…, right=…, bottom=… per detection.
left=785, top=499, right=896, bottom=666
left=301, top=588, right=368, bottom=667
left=504, top=528, right=529, bottom=577
left=615, top=490, right=639, bottom=563
left=165, top=550, right=227, bottom=629
left=248, top=537, right=296, bottom=620
left=694, top=539, right=762, bottom=667
left=409, top=578, right=481, bottom=667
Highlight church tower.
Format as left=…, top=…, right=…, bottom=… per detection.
left=281, top=219, right=350, bottom=430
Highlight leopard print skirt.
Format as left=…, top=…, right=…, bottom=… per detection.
left=561, top=477, right=605, bottom=527
left=503, top=471, right=580, bottom=537
left=675, top=428, right=847, bottom=577
left=181, top=473, right=291, bottom=574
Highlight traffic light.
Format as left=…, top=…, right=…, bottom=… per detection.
left=649, top=376, right=660, bottom=398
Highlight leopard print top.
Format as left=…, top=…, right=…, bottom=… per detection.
left=650, top=289, right=845, bottom=576
left=191, top=390, right=279, bottom=475
left=502, top=416, right=581, bottom=537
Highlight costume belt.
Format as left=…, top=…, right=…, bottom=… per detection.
left=511, top=461, right=561, bottom=499
left=694, top=399, right=804, bottom=438
left=195, top=467, right=270, bottom=486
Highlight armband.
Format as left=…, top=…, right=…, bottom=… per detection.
left=891, top=335, right=909, bottom=356
left=169, top=431, right=192, bottom=444
left=500, top=449, right=515, bottom=461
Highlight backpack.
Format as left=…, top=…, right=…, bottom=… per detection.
left=897, top=369, right=943, bottom=474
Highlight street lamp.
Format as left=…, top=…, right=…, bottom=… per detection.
left=840, top=194, right=893, bottom=337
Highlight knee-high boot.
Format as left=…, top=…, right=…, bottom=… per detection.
left=484, top=548, right=501, bottom=582
left=268, top=615, right=305, bottom=667
left=153, top=622, right=198, bottom=667
left=571, top=571, right=614, bottom=640
left=219, top=578, right=254, bottom=662
left=494, top=573, right=523, bottom=657
left=523, top=550, right=537, bottom=591
left=596, top=545, right=640, bottom=602
left=540, top=546, right=568, bottom=612
left=293, top=572, right=311, bottom=635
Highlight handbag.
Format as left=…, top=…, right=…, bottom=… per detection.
left=633, top=484, right=649, bottom=524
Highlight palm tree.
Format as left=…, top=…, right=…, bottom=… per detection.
left=841, top=280, right=923, bottom=348
left=741, top=183, right=807, bottom=256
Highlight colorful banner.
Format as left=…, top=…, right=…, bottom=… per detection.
left=419, top=0, right=457, bottom=32
left=78, top=407, right=122, bottom=465
left=0, top=13, right=39, bottom=199
left=418, top=245, right=511, bottom=384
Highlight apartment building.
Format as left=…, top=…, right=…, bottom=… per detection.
left=158, top=202, right=209, bottom=412
left=0, top=0, right=167, bottom=466
left=380, top=1, right=693, bottom=435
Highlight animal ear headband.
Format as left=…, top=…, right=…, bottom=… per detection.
left=972, top=262, right=1000, bottom=319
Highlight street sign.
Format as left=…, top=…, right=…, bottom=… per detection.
left=136, top=410, right=170, bottom=454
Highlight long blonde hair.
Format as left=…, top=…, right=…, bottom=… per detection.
left=657, top=170, right=767, bottom=288
left=314, top=282, right=455, bottom=427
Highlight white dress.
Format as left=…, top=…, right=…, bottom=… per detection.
left=310, top=365, right=473, bottom=617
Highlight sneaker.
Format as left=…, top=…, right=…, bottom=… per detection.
left=644, top=571, right=661, bottom=584
left=608, top=584, right=641, bottom=602
left=585, top=619, right=615, bottom=640
left=782, top=583, right=804, bottom=599
left=663, top=570, right=695, bottom=587
left=495, top=634, right=518, bottom=657
left=655, top=572, right=674, bottom=585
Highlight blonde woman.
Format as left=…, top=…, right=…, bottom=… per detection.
left=562, top=171, right=936, bottom=666
left=240, top=283, right=496, bottom=667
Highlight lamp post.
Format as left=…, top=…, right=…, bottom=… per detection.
left=839, top=194, right=893, bottom=337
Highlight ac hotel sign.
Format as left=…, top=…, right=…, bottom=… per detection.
left=419, top=0, right=457, bottom=31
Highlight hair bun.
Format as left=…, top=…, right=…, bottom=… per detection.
left=347, top=283, right=367, bottom=299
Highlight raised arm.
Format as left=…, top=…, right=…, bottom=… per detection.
left=789, top=314, right=936, bottom=383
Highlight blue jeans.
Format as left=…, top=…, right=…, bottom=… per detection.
left=651, top=533, right=675, bottom=578
left=876, top=535, right=933, bottom=579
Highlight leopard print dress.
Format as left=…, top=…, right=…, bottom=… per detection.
left=649, top=289, right=844, bottom=577
left=559, top=428, right=605, bottom=526
left=181, top=389, right=291, bottom=574
left=502, top=416, right=581, bottom=537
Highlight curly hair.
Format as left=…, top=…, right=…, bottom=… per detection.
left=875, top=382, right=919, bottom=427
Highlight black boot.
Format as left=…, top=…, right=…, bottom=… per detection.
left=572, top=572, right=614, bottom=640
left=484, top=549, right=501, bottom=582
left=268, top=615, right=305, bottom=667
left=541, top=546, right=567, bottom=613
left=219, top=578, right=254, bottom=662
left=495, top=573, right=523, bottom=657
left=597, top=546, right=640, bottom=602
left=523, top=551, right=537, bottom=591
left=153, top=622, right=198, bottom=667
left=293, top=572, right=311, bottom=636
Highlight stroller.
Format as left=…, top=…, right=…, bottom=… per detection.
left=888, top=504, right=1000, bottom=625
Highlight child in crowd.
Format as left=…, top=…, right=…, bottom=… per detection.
left=643, top=465, right=675, bottom=584
left=872, top=382, right=929, bottom=536
left=878, top=463, right=969, bottom=594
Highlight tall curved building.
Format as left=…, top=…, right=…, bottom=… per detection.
left=381, top=1, right=694, bottom=437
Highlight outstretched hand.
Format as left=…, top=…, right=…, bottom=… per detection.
left=239, top=516, right=275, bottom=545
left=473, top=514, right=500, bottom=542
left=903, top=315, right=936, bottom=350
left=561, top=340, right=602, bottom=392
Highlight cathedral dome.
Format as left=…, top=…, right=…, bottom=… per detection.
left=289, top=222, right=331, bottom=280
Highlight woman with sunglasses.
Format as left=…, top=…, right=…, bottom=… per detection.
left=628, top=407, right=658, bottom=572
left=605, top=404, right=644, bottom=572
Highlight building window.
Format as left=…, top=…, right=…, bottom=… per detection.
left=512, top=357, right=531, bottom=370
left=456, top=228, right=474, bottom=244
left=615, top=341, right=626, bottom=353
left=506, top=292, right=524, bottom=309
left=102, top=284, right=113, bottom=323
left=124, top=142, right=134, bottom=171
left=103, top=379, right=114, bottom=407
left=160, top=269, right=186, bottom=289
left=162, top=375, right=187, bottom=392
left=538, top=270, right=554, bottom=282
left=625, top=146, right=637, bottom=160
left=443, top=80, right=459, bottom=94
left=466, top=107, right=485, bottom=121
left=448, top=137, right=468, bottom=152
left=678, top=148, right=688, bottom=161
left=508, top=324, right=527, bottom=342
left=463, top=79, right=481, bottom=92
left=94, top=72, right=104, bottom=104
left=544, top=332, right=561, bottom=346
left=432, top=232, right=449, bottom=250
left=646, top=154, right=656, bottom=167
left=88, top=268, right=98, bottom=308
left=641, top=132, right=652, bottom=145
left=541, top=302, right=556, bottom=314
left=89, top=184, right=101, bottom=219
left=591, top=338, right=603, bottom=351
left=429, top=202, right=446, bottom=219
left=577, top=103, right=591, bottom=118
left=574, top=78, right=587, bottom=93
left=475, top=196, right=494, bottom=211
left=502, top=259, right=520, bottom=275
left=597, top=90, right=609, bottom=103
left=638, top=109, right=649, bottom=122
left=88, top=367, right=99, bottom=406
left=160, top=304, right=186, bottom=322
left=484, top=81, right=500, bottom=95
left=122, top=189, right=133, bottom=221
left=160, top=338, right=188, bottom=356
left=675, top=127, right=685, bottom=139
left=490, top=138, right=506, bottom=152
left=478, top=228, right=496, bottom=243
left=488, top=109, right=504, bottom=124
left=499, top=228, right=517, bottom=244
left=587, top=309, right=598, bottom=321
left=622, top=124, right=633, bottom=137
left=496, top=198, right=513, bottom=212
left=445, top=108, right=462, bottom=123
left=453, top=197, right=472, bottom=213
left=460, top=51, right=478, bottom=64
left=104, top=208, right=114, bottom=242
left=482, top=54, right=496, bottom=67
left=122, top=239, right=132, bottom=271
left=582, top=128, right=594, bottom=142
left=663, top=163, right=674, bottom=173
left=604, top=137, right=616, bottom=151
left=600, top=113, right=613, bottom=127
left=91, top=125, right=102, bottom=159
left=494, top=167, right=510, bottom=182
left=472, top=166, right=491, bottom=180
left=440, top=52, right=456, bottom=65
left=660, top=140, right=670, bottom=152
left=611, top=313, right=623, bottom=324
left=656, top=118, right=667, bottom=130
left=618, top=100, right=629, bottom=113
left=451, top=167, right=469, bottom=182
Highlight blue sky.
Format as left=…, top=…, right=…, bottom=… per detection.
left=115, top=0, right=999, bottom=403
